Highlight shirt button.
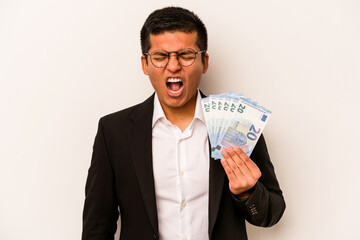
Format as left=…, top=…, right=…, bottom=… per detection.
left=180, top=171, right=184, bottom=176
left=182, top=202, right=187, bottom=208
left=183, top=238, right=188, bottom=240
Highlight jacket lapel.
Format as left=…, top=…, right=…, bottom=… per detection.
left=127, top=94, right=158, bottom=236
left=208, top=154, right=226, bottom=236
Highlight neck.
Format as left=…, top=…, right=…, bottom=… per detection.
left=161, top=92, right=198, bottom=132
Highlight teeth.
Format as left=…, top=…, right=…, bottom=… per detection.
left=167, top=78, right=182, bottom=83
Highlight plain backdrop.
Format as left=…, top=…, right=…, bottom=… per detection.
left=1, top=0, right=360, bottom=239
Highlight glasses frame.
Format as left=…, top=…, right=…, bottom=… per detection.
left=143, top=48, right=205, bottom=68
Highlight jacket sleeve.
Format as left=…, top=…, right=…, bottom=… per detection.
left=82, top=119, right=119, bottom=240
left=234, top=135, right=286, bottom=227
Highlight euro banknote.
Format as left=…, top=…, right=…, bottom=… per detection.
left=201, top=92, right=272, bottom=160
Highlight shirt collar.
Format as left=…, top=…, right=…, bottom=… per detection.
left=152, top=89, right=206, bottom=128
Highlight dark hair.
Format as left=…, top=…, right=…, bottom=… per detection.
left=140, top=7, right=208, bottom=61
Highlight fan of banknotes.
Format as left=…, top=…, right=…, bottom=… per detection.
left=201, top=92, right=272, bottom=160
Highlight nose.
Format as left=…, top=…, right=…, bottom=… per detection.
left=166, top=53, right=181, bottom=72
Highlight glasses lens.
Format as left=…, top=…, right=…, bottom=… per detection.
left=178, top=49, right=196, bottom=67
left=151, top=50, right=168, bottom=68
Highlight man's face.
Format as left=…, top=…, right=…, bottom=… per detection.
left=141, top=31, right=209, bottom=112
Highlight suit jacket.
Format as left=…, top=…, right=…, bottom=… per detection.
left=82, top=93, right=285, bottom=240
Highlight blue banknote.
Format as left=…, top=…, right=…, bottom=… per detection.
left=201, top=92, right=272, bottom=160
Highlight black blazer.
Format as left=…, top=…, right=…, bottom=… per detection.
left=82, top=93, right=285, bottom=240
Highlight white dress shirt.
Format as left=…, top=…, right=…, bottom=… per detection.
left=152, top=90, right=210, bottom=240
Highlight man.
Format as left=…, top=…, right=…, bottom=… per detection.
left=82, top=7, right=285, bottom=240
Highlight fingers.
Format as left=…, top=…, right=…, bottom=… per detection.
left=220, top=150, right=242, bottom=183
left=220, top=145, right=262, bottom=195
left=222, top=146, right=259, bottom=179
left=233, top=146, right=262, bottom=179
left=229, top=146, right=253, bottom=178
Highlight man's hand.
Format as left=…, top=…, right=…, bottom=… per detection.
left=220, top=146, right=262, bottom=201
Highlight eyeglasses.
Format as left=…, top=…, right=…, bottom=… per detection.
left=144, top=48, right=205, bottom=68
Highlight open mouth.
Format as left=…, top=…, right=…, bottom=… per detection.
left=166, top=78, right=183, bottom=94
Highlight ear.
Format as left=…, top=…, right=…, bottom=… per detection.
left=202, top=53, right=209, bottom=73
left=141, top=55, right=149, bottom=75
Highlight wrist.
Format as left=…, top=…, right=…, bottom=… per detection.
left=236, top=189, right=254, bottom=201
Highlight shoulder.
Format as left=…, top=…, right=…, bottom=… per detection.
left=99, top=93, right=155, bottom=128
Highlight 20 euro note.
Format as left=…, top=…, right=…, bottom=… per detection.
left=201, top=92, right=243, bottom=148
left=201, top=92, right=272, bottom=160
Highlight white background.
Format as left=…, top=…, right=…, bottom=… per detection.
left=1, top=0, right=360, bottom=239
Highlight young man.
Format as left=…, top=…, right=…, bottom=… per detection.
left=82, top=7, right=285, bottom=240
